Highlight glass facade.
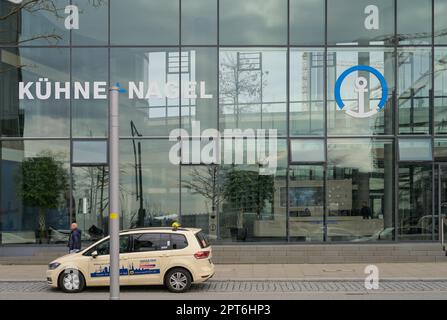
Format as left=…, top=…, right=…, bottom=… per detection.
left=0, top=0, right=446, bottom=245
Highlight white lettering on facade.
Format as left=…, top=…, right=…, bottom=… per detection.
left=18, top=81, right=213, bottom=101
left=364, top=5, right=379, bottom=30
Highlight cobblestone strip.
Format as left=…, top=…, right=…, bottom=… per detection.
left=2, top=280, right=447, bottom=293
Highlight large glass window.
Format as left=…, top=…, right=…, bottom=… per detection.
left=288, top=166, right=325, bottom=242
left=0, top=140, right=70, bottom=245
left=434, top=139, right=447, bottom=162
left=290, top=49, right=325, bottom=136
left=111, top=48, right=180, bottom=137
left=120, top=140, right=179, bottom=229
left=182, top=139, right=287, bottom=242
left=328, top=0, right=394, bottom=46
left=219, top=48, right=287, bottom=135
left=72, top=140, right=108, bottom=165
left=72, top=165, right=109, bottom=241
left=218, top=140, right=287, bottom=242
left=72, top=48, right=109, bottom=138
left=435, top=0, right=447, bottom=44
left=398, top=48, right=432, bottom=134
left=435, top=48, right=447, bottom=134
left=399, top=138, right=433, bottom=161
left=290, top=139, right=325, bottom=163
left=434, top=164, right=447, bottom=241
left=181, top=48, right=218, bottom=131
left=0, top=0, right=443, bottom=246
left=290, top=0, right=324, bottom=45
left=72, top=0, right=109, bottom=45
left=327, top=139, right=394, bottom=242
left=181, top=165, right=223, bottom=241
left=110, top=0, right=179, bottom=45
left=327, top=48, right=394, bottom=135
left=0, top=47, right=70, bottom=138
left=397, top=0, right=432, bottom=45
left=398, top=165, right=433, bottom=240
left=0, top=0, right=69, bottom=46
left=219, top=0, right=287, bottom=45
left=181, top=0, right=217, bottom=45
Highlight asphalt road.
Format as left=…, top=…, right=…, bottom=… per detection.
left=1, top=280, right=447, bottom=300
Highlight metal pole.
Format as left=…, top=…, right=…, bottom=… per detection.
left=109, top=85, right=120, bottom=300
left=137, top=142, right=145, bottom=227
left=442, top=215, right=445, bottom=251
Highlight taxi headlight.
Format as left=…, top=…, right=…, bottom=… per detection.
left=48, top=262, right=61, bottom=270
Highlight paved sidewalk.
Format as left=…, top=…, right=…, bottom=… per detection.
left=1, top=263, right=447, bottom=281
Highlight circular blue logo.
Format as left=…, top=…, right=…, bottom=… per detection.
left=334, top=65, right=388, bottom=117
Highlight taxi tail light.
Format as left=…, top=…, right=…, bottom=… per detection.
left=194, top=251, right=210, bottom=259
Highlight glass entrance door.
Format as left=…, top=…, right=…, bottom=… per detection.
left=436, top=164, right=447, bottom=243
left=72, top=166, right=108, bottom=244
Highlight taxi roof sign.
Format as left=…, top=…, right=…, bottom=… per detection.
left=172, top=221, right=181, bottom=231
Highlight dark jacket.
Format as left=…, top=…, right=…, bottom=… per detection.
left=68, top=229, right=82, bottom=250
left=361, top=206, right=372, bottom=219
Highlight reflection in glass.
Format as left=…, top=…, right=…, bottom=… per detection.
left=72, top=0, right=108, bottom=45
left=398, top=165, right=433, bottom=240
left=435, top=48, right=447, bottom=134
left=435, top=0, right=447, bottom=44
left=290, top=0, right=324, bottom=45
left=111, top=48, right=180, bottom=137
left=111, top=0, right=179, bottom=45
left=72, top=166, right=108, bottom=242
left=0, top=0, right=444, bottom=246
left=72, top=140, right=107, bottom=165
left=181, top=48, right=218, bottom=131
left=327, top=0, right=394, bottom=46
left=219, top=0, right=287, bottom=45
left=181, top=0, right=217, bottom=45
left=72, top=48, right=108, bottom=138
left=327, top=48, right=394, bottom=135
left=398, top=48, right=431, bottom=134
left=0, top=0, right=69, bottom=46
left=218, top=140, right=287, bottom=242
left=0, top=47, right=70, bottom=137
left=181, top=165, right=223, bottom=241
left=120, top=140, right=179, bottom=229
left=327, top=139, right=393, bottom=242
left=435, top=164, right=447, bottom=241
left=290, top=50, right=325, bottom=135
left=290, top=139, right=325, bottom=163
left=288, top=166, right=324, bottom=242
left=434, top=139, right=447, bottom=162
left=0, top=140, right=70, bottom=245
left=397, top=0, right=432, bottom=45
left=219, top=48, right=287, bottom=135
left=399, top=138, right=433, bottom=161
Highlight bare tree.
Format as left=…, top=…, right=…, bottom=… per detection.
left=0, top=0, right=108, bottom=46
left=0, top=0, right=66, bottom=45
left=182, top=165, right=226, bottom=223
left=219, top=51, right=268, bottom=127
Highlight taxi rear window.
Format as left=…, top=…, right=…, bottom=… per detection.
left=195, top=231, right=210, bottom=248
left=132, top=233, right=188, bottom=251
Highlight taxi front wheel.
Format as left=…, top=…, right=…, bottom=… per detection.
left=165, top=268, right=192, bottom=293
left=58, top=269, right=86, bottom=293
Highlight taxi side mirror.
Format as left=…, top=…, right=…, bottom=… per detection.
left=91, top=250, right=98, bottom=258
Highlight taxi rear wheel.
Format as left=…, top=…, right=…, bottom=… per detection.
left=165, top=268, right=192, bottom=293
left=58, top=269, right=86, bottom=293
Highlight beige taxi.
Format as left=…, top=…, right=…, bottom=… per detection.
left=46, top=227, right=214, bottom=293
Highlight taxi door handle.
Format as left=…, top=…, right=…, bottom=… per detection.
left=158, top=253, right=168, bottom=257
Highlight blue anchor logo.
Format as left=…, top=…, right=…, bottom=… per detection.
left=334, top=65, right=388, bottom=119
